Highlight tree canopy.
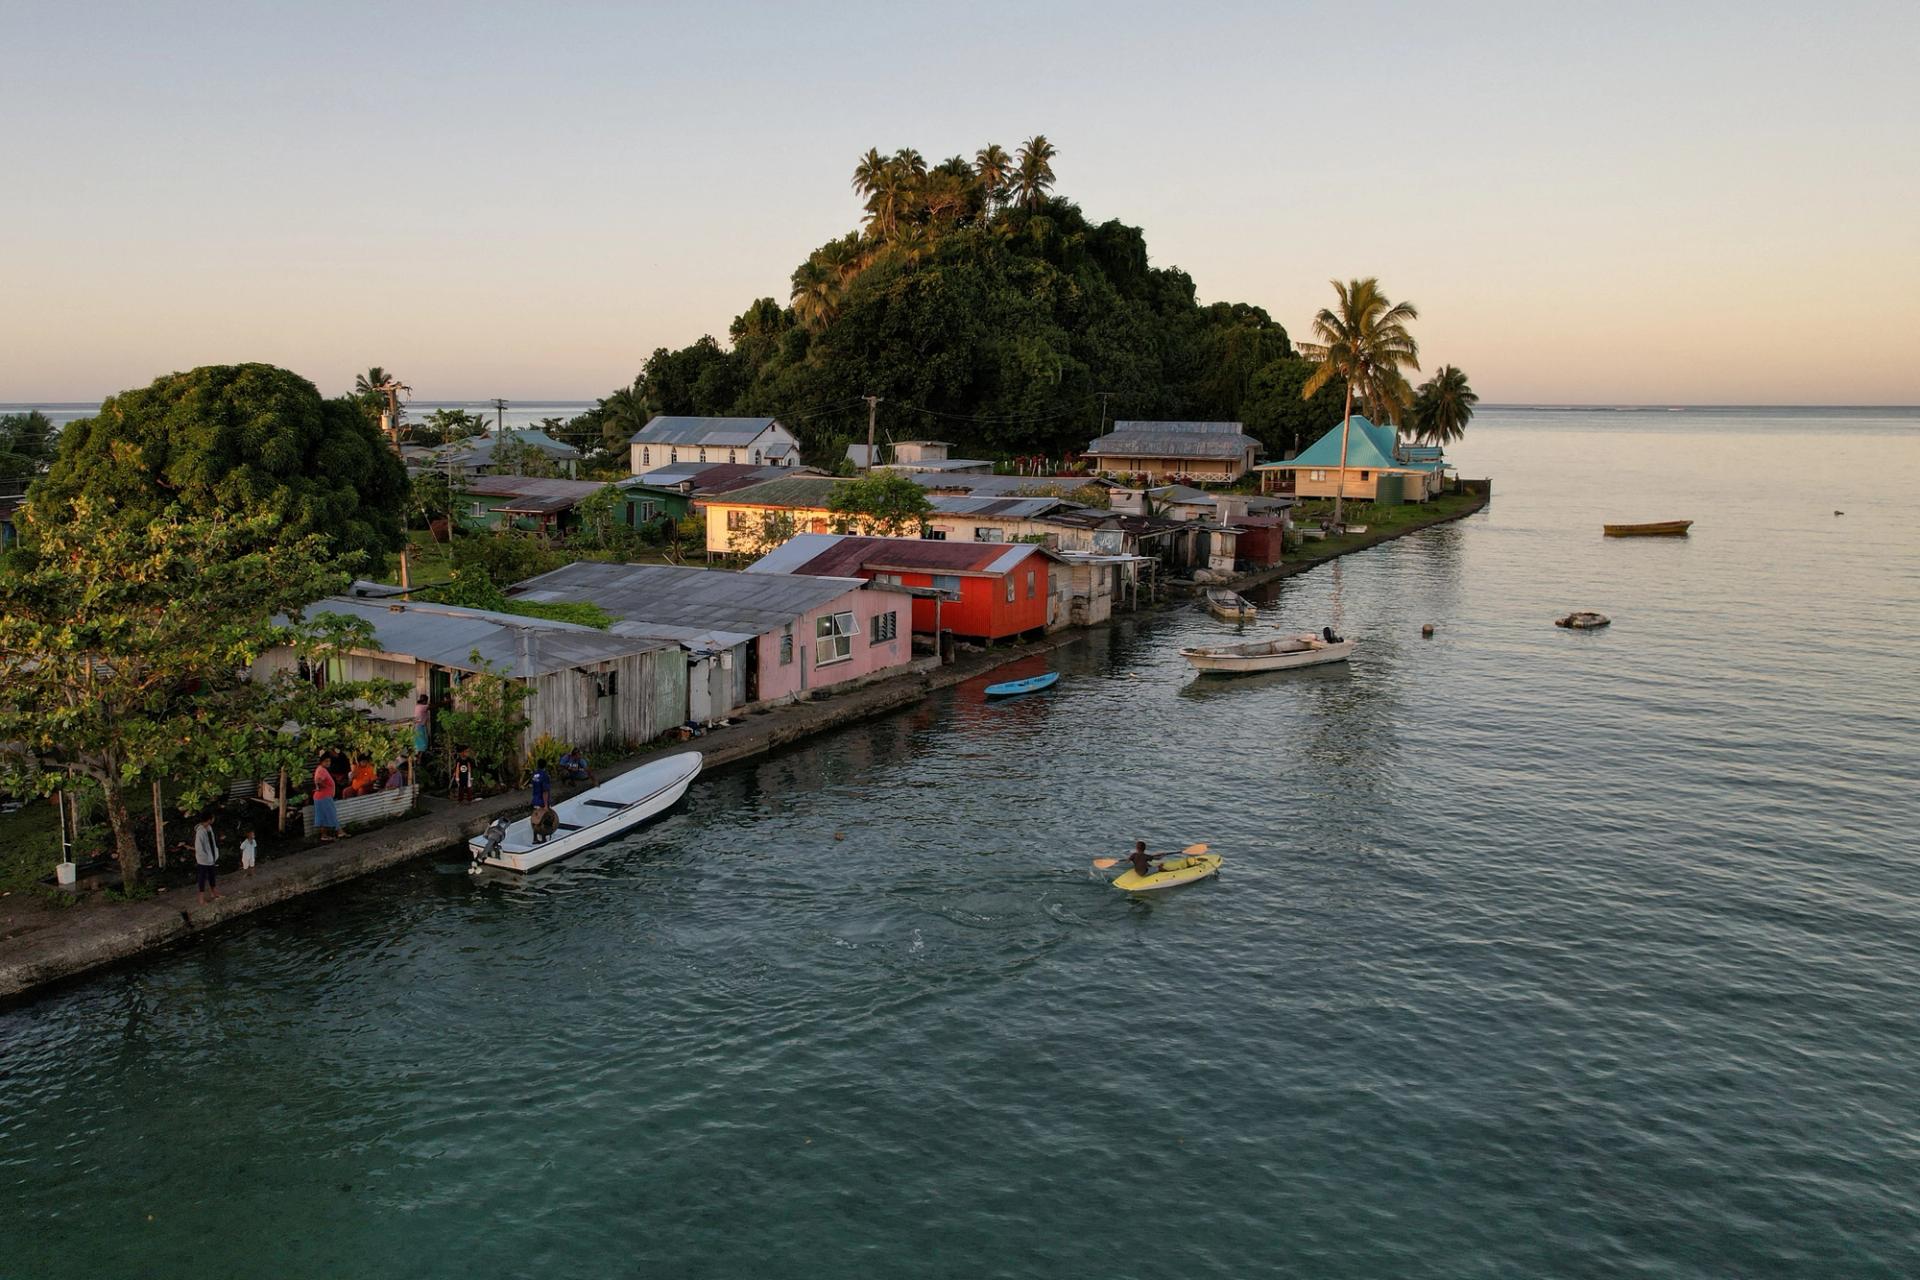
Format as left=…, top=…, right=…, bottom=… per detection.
left=30, top=363, right=407, bottom=565
left=827, top=471, right=933, bottom=537
left=0, top=409, right=58, bottom=482
left=599, top=138, right=1342, bottom=467
left=1409, top=365, right=1478, bottom=445
left=0, top=500, right=407, bottom=883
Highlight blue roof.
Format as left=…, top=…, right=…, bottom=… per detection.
left=1257, top=416, right=1412, bottom=471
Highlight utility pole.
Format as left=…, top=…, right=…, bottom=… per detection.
left=492, top=398, right=509, bottom=437
left=1097, top=390, right=1114, bottom=434
left=863, top=395, right=882, bottom=472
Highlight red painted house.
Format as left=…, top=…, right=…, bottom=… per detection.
left=746, top=534, right=1064, bottom=640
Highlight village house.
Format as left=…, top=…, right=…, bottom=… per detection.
left=459, top=476, right=614, bottom=536
left=609, top=478, right=694, bottom=531
left=256, top=596, right=688, bottom=757
left=629, top=416, right=800, bottom=473
left=923, top=495, right=1076, bottom=543
left=695, top=475, right=845, bottom=557
left=846, top=439, right=993, bottom=475
left=417, top=429, right=583, bottom=480
left=508, top=561, right=917, bottom=719
left=747, top=533, right=1068, bottom=641
left=1253, top=415, right=1449, bottom=503
left=634, top=460, right=814, bottom=498
left=909, top=472, right=1123, bottom=499
left=1083, top=421, right=1261, bottom=483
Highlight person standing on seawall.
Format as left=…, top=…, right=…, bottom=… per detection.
left=194, top=814, right=223, bottom=904
left=311, top=753, right=341, bottom=841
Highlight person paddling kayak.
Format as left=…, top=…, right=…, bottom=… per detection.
left=1127, top=840, right=1160, bottom=879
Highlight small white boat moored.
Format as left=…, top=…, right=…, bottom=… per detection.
left=469, top=751, right=703, bottom=873
left=1179, top=631, right=1355, bottom=675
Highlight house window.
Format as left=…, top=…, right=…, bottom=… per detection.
left=594, top=669, right=618, bottom=698
left=873, top=572, right=902, bottom=586
left=727, top=509, right=748, bottom=531
left=469, top=501, right=488, bottom=518
left=1359, top=470, right=1370, bottom=481
left=926, top=527, right=948, bottom=541
left=753, top=450, right=763, bottom=465
left=816, top=611, right=855, bottom=666
left=973, top=527, right=1005, bottom=542
left=642, top=447, right=651, bottom=466
left=870, top=611, right=898, bottom=643
left=931, top=574, right=961, bottom=601
left=1308, top=469, right=1326, bottom=482
left=780, top=624, right=793, bottom=665
left=698, top=447, right=708, bottom=463
left=728, top=450, right=737, bottom=464
left=1027, top=570, right=1037, bottom=599
left=1005, top=576, right=1016, bottom=603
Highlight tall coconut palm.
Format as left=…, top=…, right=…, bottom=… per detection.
left=1409, top=365, right=1477, bottom=446
left=1298, top=278, right=1420, bottom=526
left=353, top=367, right=412, bottom=443
left=1013, top=135, right=1057, bottom=209
left=790, top=258, right=840, bottom=332
left=892, top=148, right=927, bottom=179
left=975, top=143, right=1012, bottom=209
left=851, top=148, right=887, bottom=201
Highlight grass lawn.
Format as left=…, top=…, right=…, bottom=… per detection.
left=371, top=529, right=457, bottom=588
left=1291, top=490, right=1484, bottom=557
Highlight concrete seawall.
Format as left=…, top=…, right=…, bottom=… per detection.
left=0, top=491, right=1488, bottom=1005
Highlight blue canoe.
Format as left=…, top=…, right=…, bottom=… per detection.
left=985, top=672, right=1059, bottom=698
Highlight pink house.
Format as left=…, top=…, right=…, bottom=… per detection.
left=508, top=561, right=916, bottom=721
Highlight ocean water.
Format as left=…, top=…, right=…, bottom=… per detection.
left=3, top=408, right=1919, bottom=1278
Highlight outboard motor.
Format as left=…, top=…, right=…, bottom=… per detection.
left=1322, top=625, right=1341, bottom=644
left=469, top=817, right=508, bottom=876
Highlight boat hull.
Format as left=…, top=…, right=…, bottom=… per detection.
left=985, top=672, right=1059, bottom=698
left=1180, top=635, right=1355, bottom=675
left=1604, top=521, right=1692, bottom=537
left=1205, top=590, right=1257, bottom=623
left=468, top=751, right=702, bottom=873
left=1112, top=853, right=1224, bottom=892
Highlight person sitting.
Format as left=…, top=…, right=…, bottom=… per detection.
left=557, top=749, right=595, bottom=785
left=344, top=755, right=379, bottom=797
left=382, top=761, right=407, bottom=790
left=1127, top=840, right=1159, bottom=879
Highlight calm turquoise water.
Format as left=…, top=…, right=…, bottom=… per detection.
left=5, top=409, right=1919, bottom=1278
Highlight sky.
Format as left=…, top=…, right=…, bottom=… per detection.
left=3, top=0, right=1916, bottom=406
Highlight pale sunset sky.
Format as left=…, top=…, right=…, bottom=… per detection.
left=3, top=0, right=1915, bottom=405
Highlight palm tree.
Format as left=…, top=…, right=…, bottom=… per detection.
left=864, top=160, right=914, bottom=239
left=892, top=148, right=928, bottom=179
left=975, top=143, right=1012, bottom=209
left=1299, top=278, right=1420, bottom=526
left=791, top=258, right=840, bottom=332
left=1013, top=135, right=1057, bottom=209
left=851, top=148, right=887, bottom=201
left=1409, top=365, right=1477, bottom=446
left=353, top=367, right=412, bottom=443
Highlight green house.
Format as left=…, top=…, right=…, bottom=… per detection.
left=615, top=480, right=693, bottom=529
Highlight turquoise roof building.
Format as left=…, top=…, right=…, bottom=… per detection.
left=1253, top=416, right=1449, bottom=503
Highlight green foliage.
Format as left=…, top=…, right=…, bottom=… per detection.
left=411, top=407, right=488, bottom=447
left=526, top=733, right=570, bottom=771
left=490, top=436, right=564, bottom=478
left=0, top=409, right=58, bottom=479
left=410, top=470, right=455, bottom=529
left=511, top=600, right=613, bottom=629
left=1409, top=365, right=1478, bottom=446
left=0, top=500, right=408, bottom=883
left=450, top=530, right=567, bottom=588
left=1299, top=277, right=1421, bottom=425
left=438, top=654, right=533, bottom=789
left=1242, top=357, right=1351, bottom=459
left=570, top=486, right=642, bottom=555
left=827, top=471, right=932, bottom=536
left=418, top=568, right=611, bottom=629
left=737, top=509, right=800, bottom=559
left=607, top=138, right=1303, bottom=467
left=31, top=363, right=406, bottom=564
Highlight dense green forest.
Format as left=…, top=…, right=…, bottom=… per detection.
left=579, top=138, right=1347, bottom=467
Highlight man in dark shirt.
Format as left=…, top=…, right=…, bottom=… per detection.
left=1127, top=840, right=1158, bottom=879
left=529, top=764, right=553, bottom=843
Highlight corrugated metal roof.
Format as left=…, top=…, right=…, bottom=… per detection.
left=1260, top=416, right=1415, bottom=472
left=629, top=416, right=781, bottom=446
left=464, top=477, right=610, bottom=501
left=309, top=596, right=673, bottom=678
left=438, top=429, right=582, bottom=464
left=493, top=494, right=578, bottom=515
left=636, top=462, right=805, bottom=494
left=745, top=533, right=1058, bottom=579
left=1110, top=421, right=1245, bottom=434
left=510, top=561, right=868, bottom=638
left=696, top=475, right=843, bottom=508
left=926, top=495, right=1068, bottom=519
left=910, top=473, right=1119, bottom=495
left=1086, top=427, right=1258, bottom=459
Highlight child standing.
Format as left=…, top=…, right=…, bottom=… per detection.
left=240, top=828, right=258, bottom=876
left=454, top=745, right=475, bottom=803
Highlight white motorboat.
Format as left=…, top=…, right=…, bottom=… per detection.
left=1179, top=631, right=1355, bottom=675
left=468, top=751, right=703, bottom=873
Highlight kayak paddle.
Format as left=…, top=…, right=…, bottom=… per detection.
left=1092, top=843, right=1207, bottom=870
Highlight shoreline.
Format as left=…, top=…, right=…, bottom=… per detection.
left=0, top=488, right=1487, bottom=1006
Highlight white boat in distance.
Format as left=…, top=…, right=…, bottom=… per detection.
left=468, top=751, right=703, bottom=873
left=1179, top=632, right=1356, bottom=676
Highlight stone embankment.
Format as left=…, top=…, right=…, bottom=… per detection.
left=0, top=486, right=1489, bottom=1004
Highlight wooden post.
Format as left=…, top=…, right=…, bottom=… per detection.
left=276, top=767, right=288, bottom=836
left=152, top=778, right=166, bottom=868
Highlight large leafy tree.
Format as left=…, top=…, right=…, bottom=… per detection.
left=1299, top=278, right=1421, bottom=524
left=30, top=363, right=407, bottom=564
left=827, top=471, right=932, bottom=537
left=1408, top=365, right=1478, bottom=446
left=0, top=409, right=58, bottom=480
left=0, top=500, right=407, bottom=884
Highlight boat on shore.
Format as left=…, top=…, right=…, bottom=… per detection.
left=1179, top=631, right=1355, bottom=675
left=468, top=751, right=702, bottom=873
left=1604, top=520, right=1692, bottom=537
left=985, top=672, right=1059, bottom=698
left=1205, top=589, right=1258, bottom=623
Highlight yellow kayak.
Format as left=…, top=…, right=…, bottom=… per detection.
left=1111, top=853, right=1224, bottom=892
